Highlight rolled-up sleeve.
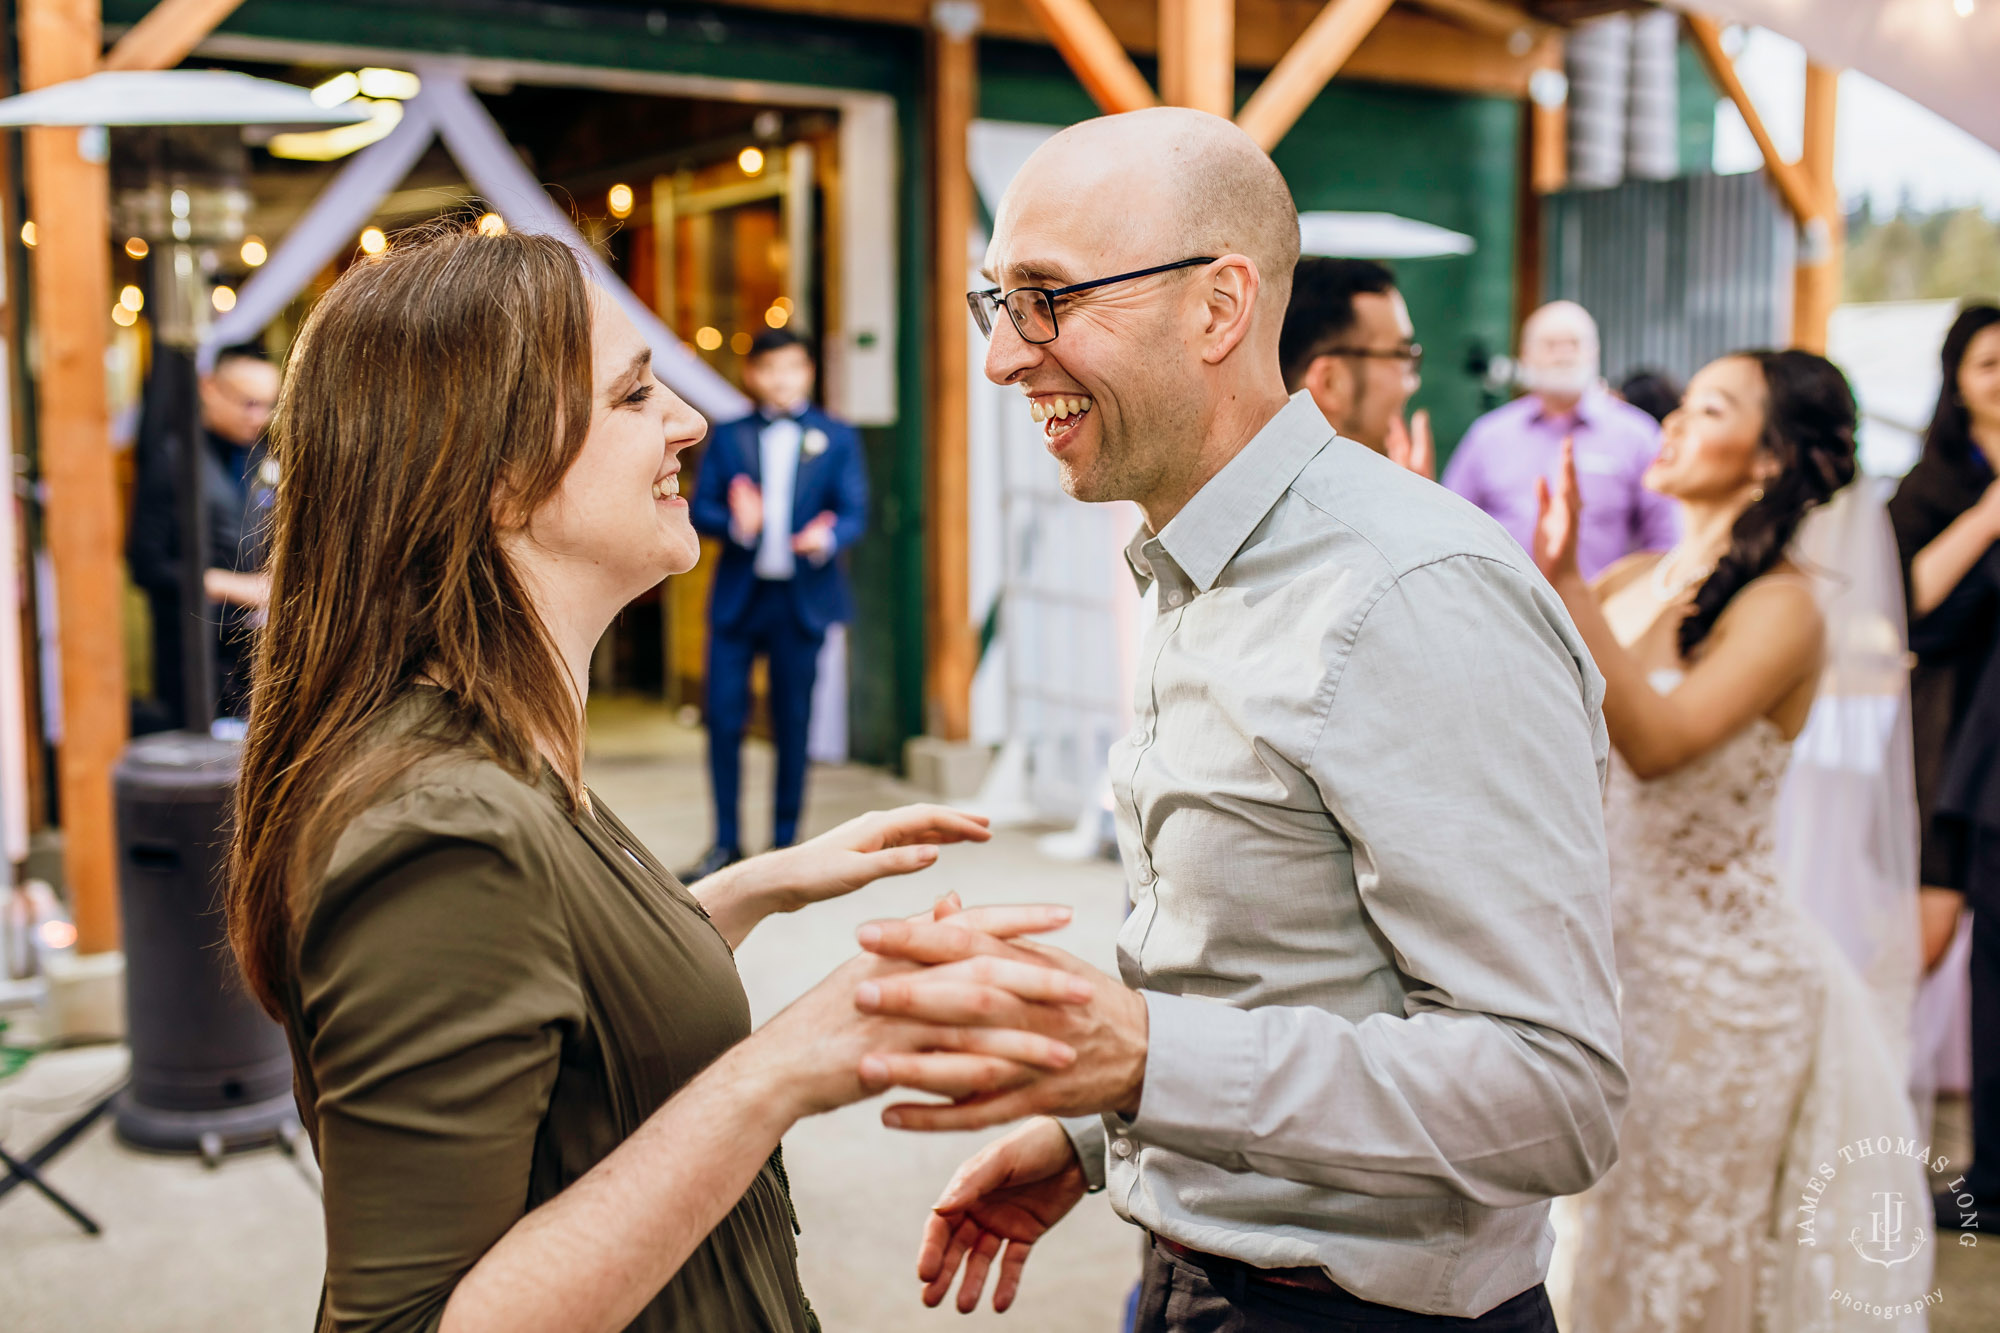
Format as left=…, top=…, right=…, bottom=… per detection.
left=1127, top=555, right=1626, bottom=1206
left=299, top=828, right=584, bottom=1332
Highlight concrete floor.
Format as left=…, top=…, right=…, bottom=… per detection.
left=1, top=696, right=1995, bottom=1330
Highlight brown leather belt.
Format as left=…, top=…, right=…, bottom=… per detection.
left=1151, top=1234, right=1341, bottom=1296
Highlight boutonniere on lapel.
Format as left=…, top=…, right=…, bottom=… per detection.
left=801, top=427, right=829, bottom=459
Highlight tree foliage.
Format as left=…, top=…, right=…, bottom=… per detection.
left=1846, top=201, right=2000, bottom=304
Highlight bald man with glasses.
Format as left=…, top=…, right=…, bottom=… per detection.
left=860, top=109, right=1624, bottom=1333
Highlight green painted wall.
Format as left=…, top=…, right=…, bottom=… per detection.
left=1678, top=35, right=1721, bottom=176
left=977, top=40, right=1523, bottom=466
left=100, top=0, right=932, bottom=767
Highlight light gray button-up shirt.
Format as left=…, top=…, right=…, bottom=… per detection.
left=1063, top=393, right=1626, bottom=1319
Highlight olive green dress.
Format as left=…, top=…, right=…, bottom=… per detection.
left=279, top=696, right=812, bottom=1332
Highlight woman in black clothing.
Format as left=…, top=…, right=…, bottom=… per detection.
left=1888, top=302, right=2000, bottom=1231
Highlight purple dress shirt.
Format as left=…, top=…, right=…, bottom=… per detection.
left=1442, top=389, right=1679, bottom=579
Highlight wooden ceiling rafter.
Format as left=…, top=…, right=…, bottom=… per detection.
left=1683, top=11, right=1816, bottom=222
left=1236, top=0, right=1398, bottom=149
left=1020, top=0, right=1161, bottom=113
left=102, top=0, right=247, bottom=71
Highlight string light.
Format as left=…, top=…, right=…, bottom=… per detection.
left=125, top=236, right=150, bottom=259
left=310, top=71, right=362, bottom=107
left=19, top=221, right=35, bottom=248
left=764, top=304, right=790, bottom=329
left=731, top=332, right=753, bottom=355
left=359, top=226, right=388, bottom=256
left=356, top=68, right=421, bottom=100
left=111, top=304, right=138, bottom=328
left=738, top=146, right=765, bottom=176
left=241, top=236, right=268, bottom=267
left=477, top=212, right=507, bottom=237
left=607, top=183, right=634, bottom=218
left=694, top=326, right=723, bottom=351
left=119, top=285, right=144, bottom=312
left=212, top=285, right=238, bottom=313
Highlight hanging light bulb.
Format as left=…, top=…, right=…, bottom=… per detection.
left=241, top=237, right=268, bottom=267
left=607, top=183, right=635, bottom=218
left=212, top=285, right=238, bottom=313
left=111, top=304, right=138, bottom=328
left=359, top=226, right=388, bottom=256
left=738, top=146, right=765, bottom=176
left=19, top=221, right=36, bottom=248
left=125, top=236, right=150, bottom=259
left=120, top=285, right=144, bottom=313
left=477, top=212, right=507, bottom=237
left=695, top=326, right=723, bottom=351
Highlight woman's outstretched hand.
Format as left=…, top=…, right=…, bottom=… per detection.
left=1533, top=436, right=1585, bottom=588
left=694, top=805, right=992, bottom=946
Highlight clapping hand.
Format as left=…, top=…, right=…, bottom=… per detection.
left=1533, top=436, right=1584, bottom=586
left=1385, top=408, right=1435, bottom=479
left=791, top=510, right=838, bottom=561
left=727, top=475, right=764, bottom=542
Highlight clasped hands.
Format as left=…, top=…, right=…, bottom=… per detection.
left=720, top=805, right=1151, bottom=1316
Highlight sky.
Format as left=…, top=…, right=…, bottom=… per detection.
left=1715, top=27, right=2000, bottom=215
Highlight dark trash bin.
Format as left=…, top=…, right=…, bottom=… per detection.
left=112, top=731, right=296, bottom=1162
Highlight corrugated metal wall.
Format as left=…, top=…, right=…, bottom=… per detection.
left=1544, top=171, right=1795, bottom=382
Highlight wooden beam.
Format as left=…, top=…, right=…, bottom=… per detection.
left=1406, top=0, right=1546, bottom=40
left=21, top=0, right=126, bottom=955
left=1236, top=0, right=1396, bottom=150
left=1684, top=13, right=1816, bottom=223
left=1021, top=0, right=1160, bottom=115
left=695, top=1, right=1550, bottom=98
left=1791, top=60, right=1841, bottom=354
left=1159, top=0, right=1235, bottom=116
left=102, top=0, right=246, bottom=71
left=926, top=6, right=978, bottom=742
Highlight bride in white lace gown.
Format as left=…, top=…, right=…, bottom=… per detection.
left=1533, top=351, right=1934, bottom=1333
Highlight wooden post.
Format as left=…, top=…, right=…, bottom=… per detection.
left=1021, top=0, right=1159, bottom=115
left=1235, top=0, right=1395, bottom=151
left=1791, top=61, right=1841, bottom=355
left=20, top=0, right=126, bottom=955
left=1683, top=14, right=1816, bottom=223
left=926, top=3, right=978, bottom=744
left=1159, top=0, right=1234, bottom=117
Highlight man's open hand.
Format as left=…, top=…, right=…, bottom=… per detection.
left=919, top=1117, right=1089, bottom=1313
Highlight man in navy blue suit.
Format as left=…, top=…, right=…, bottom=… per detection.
left=681, top=328, right=869, bottom=881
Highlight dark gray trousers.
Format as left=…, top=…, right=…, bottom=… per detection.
left=1135, top=1237, right=1558, bottom=1333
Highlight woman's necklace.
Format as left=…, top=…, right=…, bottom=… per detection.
left=1651, top=548, right=1716, bottom=603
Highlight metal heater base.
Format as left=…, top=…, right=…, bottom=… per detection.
left=112, top=1086, right=301, bottom=1167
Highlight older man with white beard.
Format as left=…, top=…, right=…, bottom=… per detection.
left=1443, top=300, right=1677, bottom=578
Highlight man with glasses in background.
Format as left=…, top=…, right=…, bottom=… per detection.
left=1279, top=257, right=1434, bottom=475
left=1442, top=299, right=1676, bottom=578
left=867, top=107, right=1622, bottom=1333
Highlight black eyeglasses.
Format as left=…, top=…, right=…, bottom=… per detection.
left=967, top=257, right=1217, bottom=345
left=1323, top=342, right=1425, bottom=372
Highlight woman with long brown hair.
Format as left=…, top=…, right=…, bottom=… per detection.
left=226, top=228, right=1088, bottom=1332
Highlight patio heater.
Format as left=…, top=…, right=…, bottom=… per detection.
left=0, top=73, right=365, bottom=1165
